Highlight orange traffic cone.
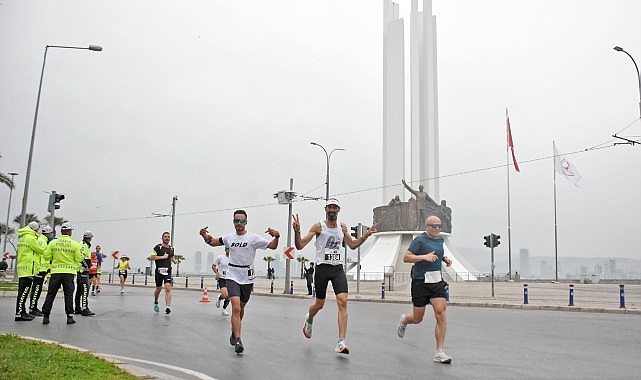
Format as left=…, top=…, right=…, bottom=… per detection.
left=199, top=286, right=211, bottom=303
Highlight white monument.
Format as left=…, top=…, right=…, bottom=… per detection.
left=349, top=0, right=476, bottom=282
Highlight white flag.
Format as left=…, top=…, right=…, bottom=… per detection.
left=553, top=142, right=582, bottom=187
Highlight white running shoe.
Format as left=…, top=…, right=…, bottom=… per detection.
left=222, top=309, right=229, bottom=316
left=302, top=313, right=312, bottom=339
left=216, top=298, right=221, bottom=308
left=433, top=349, right=452, bottom=364
left=334, top=339, right=349, bottom=354
left=397, top=314, right=407, bottom=338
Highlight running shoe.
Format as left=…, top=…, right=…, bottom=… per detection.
left=222, top=309, right=229, bottom=316
left=302, top=313, right=312, bottom=339
left=397, top=314, right=407, bottom=338
left=121, top=289, right=124, bottom=295
left=335, top=339, right=349, bottom=354
left=153, top=303, right=160, bottom=313
left=165, top=306, right=171, bottom=314
left=235, top=339, right=244, bottom=354
left=433, top=349, right=452, bottom=364
left=215, top=298, right=221, bottom=308
left=91, top=291, right=96, bottom=296
left=230, top=331, right=237, bottom=346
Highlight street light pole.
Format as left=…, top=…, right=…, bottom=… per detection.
left=19, top=44, right=102, bottom=228
left=614, top=46, right=641, bottom=118
left=310, top=142, right=345, bottom=201
left=3, top=172, right=18, bottom=256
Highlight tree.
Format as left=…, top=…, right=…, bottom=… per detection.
left=13, top=213, right=40, bottom=225
left=0, top=223, right=15, bottom=235
left=296, top=256, right=309, bottom=279
left=263, top=256, right=275, bottom=279
left=43, top=215, right=65, bottom=229
left=0, top=172, right=15, bottom=190
left=174, top=254, right=185, bottom=276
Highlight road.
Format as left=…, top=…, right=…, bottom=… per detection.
left=1, top=285, right=640, bottom=379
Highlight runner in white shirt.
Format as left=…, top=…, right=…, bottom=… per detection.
left=293, top=198, right=378, bottom=354
left=200, top=209, right=280, bottom=354
left=212, top=246, right=231, bottom=316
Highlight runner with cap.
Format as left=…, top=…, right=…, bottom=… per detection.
left=42, top=222, right=83, bottom=325
left=212, top=245, right=231, bottom=316
left=293, top=198, right=378, bottom=354
left=14, top=221, right=44, bottom=321
left=115, top=254, right=131, bottom=294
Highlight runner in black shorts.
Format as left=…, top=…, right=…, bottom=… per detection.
left=396, top=215, right=453, bottom=364
left=148, top=232, right=176, bottom=314
left=293, top=198, right=378, bottom=354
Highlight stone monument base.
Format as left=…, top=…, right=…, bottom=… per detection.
left=346, top=231, right=477, bottom=282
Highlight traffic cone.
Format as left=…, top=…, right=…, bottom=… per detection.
left=199, top=286, right=211, bottom=303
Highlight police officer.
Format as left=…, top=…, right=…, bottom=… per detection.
left=42, top=222, right=83, bottom=325
left=74, top=231, right=95, bottom=316
left=28, top=224, right=54, bottom=316
left=15, top=221, right=44, bottom=321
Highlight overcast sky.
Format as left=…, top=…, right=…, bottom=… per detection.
left=1, top=0, right=639, bottom=274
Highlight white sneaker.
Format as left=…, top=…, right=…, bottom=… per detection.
left=302, top=313, right=312, bottom=338
left=334, top=339, right=349, bottom=354
left=222, top=309, right=229, bottom=316
left=433, top=349, right=452, bottom=364
left=397, top=314, right=407, bottom=338
left=215, top=298, right=221, bottom=308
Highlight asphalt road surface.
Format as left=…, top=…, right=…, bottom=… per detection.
left=1, top=285, right=639, bottom=380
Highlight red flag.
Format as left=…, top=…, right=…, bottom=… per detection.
left=111, top=250, right=119, bottom=259
left=506, top=109, right=520, bottom=172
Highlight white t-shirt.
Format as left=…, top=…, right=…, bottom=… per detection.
left=314, top=220, right=344, bottom=265
left=222, top=232, right=270, bottom=284
left=213, top=253, right=229, bottom=279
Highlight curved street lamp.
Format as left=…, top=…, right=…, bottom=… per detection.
left=19, top=44, right=103, bottom=228
left=310, top=142, right=345, bottom=201
left=613, top=46, right=641, bottom=118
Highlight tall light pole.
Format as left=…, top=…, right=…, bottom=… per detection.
left=3, top=172, right=18, bottom=256
left=19, top=44, right=102, bottom=228
left=310, top=142, right=345, bottom=201
left=614, top=46, right=641, bottom=118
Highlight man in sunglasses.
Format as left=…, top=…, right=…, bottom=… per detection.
left=199, top=210, right=280, bottom=354
left=396, top=215, right=453, bottom=364
left=293, top=198, right=378, bottom=354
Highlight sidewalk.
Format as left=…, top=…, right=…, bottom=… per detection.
left=5, top=276, right=638, bottom=314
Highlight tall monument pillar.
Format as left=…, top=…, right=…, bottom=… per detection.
left=382, top=0, right=440, bottom=204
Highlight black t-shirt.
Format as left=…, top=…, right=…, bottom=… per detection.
left=0, top=261, right=7, bottom=271
left=153, top=244, right=174, bottom=269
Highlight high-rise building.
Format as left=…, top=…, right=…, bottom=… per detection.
left=194, top=251, right=202, bottom=273
left=207, top=252, right=215, bottom=270
left=519, top=248, right=530, bottom=277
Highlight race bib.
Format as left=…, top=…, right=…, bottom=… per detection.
left=324, top=249, right=341, bottom=264
left=424, top=271, right=442, bottom=284
left=247, top=267, right=255, bottom=280
left=119, top=270, right=126, bottom=275
left=158, top=267, right=169, bottom=276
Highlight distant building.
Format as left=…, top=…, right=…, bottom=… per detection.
left=519, top=248, right=530, bottom=277
left=194, top=251, right=202, bottom=273
left=207, top=252, right=215, bottom=270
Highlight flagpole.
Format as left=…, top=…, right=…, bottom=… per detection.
left=506, top=110, right=513, bottom=280
left=552, top=141, right=559, bottom=282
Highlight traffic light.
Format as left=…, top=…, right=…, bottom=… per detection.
left=492, top=233, right=501, bottom=248
left=48, top=191, right=65, bottom=212
left=350, top=225, right=359, bottom=239
left=483, top=235, right=491, bottom=248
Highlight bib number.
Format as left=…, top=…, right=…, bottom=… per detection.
left=324, top=251, right=341, bottom=264
left=158, top=267, right=169, bottom=276
left=119, top=270, right=126, bottom=275
left=247, top=267, right=255, bottom=280
left=424, top=271, right=442, bottom=284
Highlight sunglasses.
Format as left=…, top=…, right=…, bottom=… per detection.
left=427, top=224, right=442, bottom=229
left=233, top=218, right=247, bottom=224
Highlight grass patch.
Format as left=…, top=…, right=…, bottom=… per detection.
left=0, top=281, right=18, bottom=291
left=0, top=334, right=140, bottom=379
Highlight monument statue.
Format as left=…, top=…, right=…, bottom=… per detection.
left=402, top=179, right=437, bottom=230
